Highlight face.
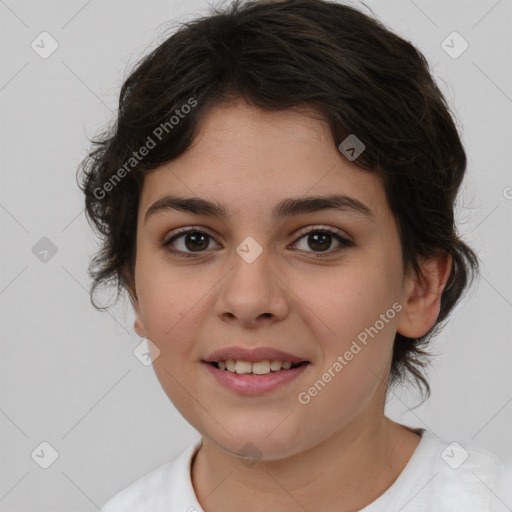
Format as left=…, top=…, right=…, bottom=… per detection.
left=131, top=98, right=421, bottom=460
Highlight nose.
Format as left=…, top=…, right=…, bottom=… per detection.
left=214, top=245, right=289, bottom=328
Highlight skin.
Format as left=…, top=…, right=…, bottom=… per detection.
left=130, top=97, right=452, bottom=511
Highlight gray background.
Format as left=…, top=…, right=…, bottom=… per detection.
left=0, top=0, right=511, bottom=510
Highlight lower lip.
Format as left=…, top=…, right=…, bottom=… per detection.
left=203, top=362, right=310, bottom=395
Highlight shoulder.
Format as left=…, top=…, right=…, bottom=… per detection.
left=420, top=431, right=511, bottom=511
left=101, top=461, right=175, bottom=512
left=489, top=459, right=512, bottom=511
left=101, top=439, right=202, bottom=512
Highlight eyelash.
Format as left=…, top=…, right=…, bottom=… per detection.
left=161, top=225, right=354, bottom=259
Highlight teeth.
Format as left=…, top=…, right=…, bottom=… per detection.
left=214, top=359, right=298, bottom=374
left=270, top=360, right=283, bottom=371
left=252, top=361, right=270, bottom=375
left=234, top=360, right=252, bottom=374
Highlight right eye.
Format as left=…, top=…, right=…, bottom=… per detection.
left=162, top=228, right=220, bottom=257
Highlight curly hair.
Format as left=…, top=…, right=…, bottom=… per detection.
left=77, top=0, right=479, bottom=398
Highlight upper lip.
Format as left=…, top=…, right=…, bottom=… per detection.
left=203, top=346, right=307, bottom=364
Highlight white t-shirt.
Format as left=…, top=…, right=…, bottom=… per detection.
left=101, top=429, right=512, bottom=511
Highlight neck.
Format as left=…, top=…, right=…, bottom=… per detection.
left=191, top=417, right=421, bottom=512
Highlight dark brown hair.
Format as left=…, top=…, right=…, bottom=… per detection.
left=77, top=0, right=479, bottom=397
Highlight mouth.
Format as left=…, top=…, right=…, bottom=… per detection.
left=202, top=358, right=311, bottom=395
left=208, top=359, right=308, bottom=375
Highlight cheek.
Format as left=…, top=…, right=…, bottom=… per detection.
left=295, top=278, right=398, bottom=426
left=295, top=262, right=399, bottom=383
left=141, top=291, right=198, bottom=352
left=135, top=246, right=206, bottom=337
left=297, top=261, right=397, bottom=335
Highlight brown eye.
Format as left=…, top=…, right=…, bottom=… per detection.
left=292, top=227, right=354, bottom=256
left=162, top=226, right=353, bottom=259
left=305, top=232, right=332, bottom=252
left=162, top=229, right=219, bottom=256
left=181, top=231, right=210, bottom=251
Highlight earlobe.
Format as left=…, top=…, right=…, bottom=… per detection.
left=133, top=302, right=147, bottom=338
left=128, top=287, right=147, bottom=338
left=123, top=269, right=147, bottom=337
left=134, top=314, right=146, bottom=338
left=396, top=252, right=452, bottom=338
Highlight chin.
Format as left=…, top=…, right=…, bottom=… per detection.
left=217, top=437, right=304, bottom=462
left=201, top=420, right=314, bottom=463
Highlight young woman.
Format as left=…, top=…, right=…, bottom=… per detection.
left=79, top=0, right=511, bottom=510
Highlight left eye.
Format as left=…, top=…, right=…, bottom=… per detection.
left=162, top=227, right=353, bottom=257
left=292, top=228, right=353, bottom=255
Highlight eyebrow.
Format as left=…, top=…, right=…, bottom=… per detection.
left=144, top=193, right=375, bottom=224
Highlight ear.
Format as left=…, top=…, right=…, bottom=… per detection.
left=132, top=295, right=147, bottom=338
left=125, top=272, right=147, bottom=338
left=397, top=251, right=452, bottom=338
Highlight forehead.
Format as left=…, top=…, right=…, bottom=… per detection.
left=139, top=99, right=389, bottom=224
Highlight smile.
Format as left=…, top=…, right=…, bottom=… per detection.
left=212, top=359, right=300, bottom=375
left=203, top=360, right=310, bottom=395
